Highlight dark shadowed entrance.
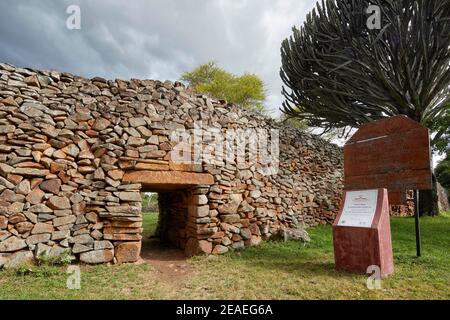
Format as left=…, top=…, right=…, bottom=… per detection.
left=122, top=170, right=214, bottom=258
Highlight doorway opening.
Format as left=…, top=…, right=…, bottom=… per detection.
left=122, top=170, right=215, bottom=260
left=140, top=187, right=192, bottom=259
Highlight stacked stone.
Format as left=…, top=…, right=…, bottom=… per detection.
left=0, top=62, right=344, bottom=266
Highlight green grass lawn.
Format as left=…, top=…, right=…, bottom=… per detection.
left=0, top=212, right=448, bottom=300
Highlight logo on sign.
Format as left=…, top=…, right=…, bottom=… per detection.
left=354, top=195, right=368, bottom=202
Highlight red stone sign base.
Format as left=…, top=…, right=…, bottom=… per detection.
left=333, top=188, right=394, bottom=277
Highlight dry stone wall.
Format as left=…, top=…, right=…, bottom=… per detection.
left=0, top=63, right=343, bottom=267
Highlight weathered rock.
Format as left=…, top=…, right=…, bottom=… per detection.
left=117, top=192, right=141, bottom=202
left=15, top=222, right=34, bottom=234
left=273, top=227, right=311, bottom=243
left=40, top=179, right=61, bottom=194
left=0, top=176, right=14, bottom=189
left=72, top=243, right=93, bottom=254
left=0, top=253, right=11, bottom=267
left=70, top=234, right=94, bottom=245
left=8, top=213, right=26, bottom=224
left=15, top=180, right=31, bottom=195
left=212, top=245, right=229, bottom=255
left=249, top=235, right=262, bottom=246
left=80, top=249, right=114, bottom=264
left=93, top=118, right=111, bottom=131
left=53, top=215, right=77, bottom=227
left=185, top=238, right=212, bottom=256
left=0, top=231, right=11, bottom=242
left=218, top=195, right=243, bottom=214
left=30, top=204, right=53, bottom=213
left=0, top=163, right=14, bottom=175
left=0, top=236, right=27, bottom=252
left=94, top=240, right=113, bottom=250
left=115, top=242, right=141, bottom=263
left=31, top=223, right=54, bottom=234
left=26, top=233, right=51, bottom=245
left=20, top=102, right=45, bottom=117
left=189, top=205, right=210, bottom=218
left=231, top=241, right=245, bottom=250
left=62, top=144, right=80, bottom=158
left=26, top=188, right=45, bottom=204
left=221, top=214, right=241, bottom=224
left=240, top=228, right=252, bottom=240
left=0, top=125, right=15, bottom=134
left=0, top=216, right=8, bottom=229
left=47, top=196, right=71, bottom=210
left=3, top=251, right=34, bottom=269
left=51, top=230, right=71, bottom=241
left=108, top=169, right=124, bottom=180
left=8, top=202, right=25, bottom=214
left=193, top=195, right=208, bottom=205
left=13, top=168, right=48, bottom=177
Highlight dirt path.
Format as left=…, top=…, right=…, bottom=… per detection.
left=139, top=239, right=190, bottom=283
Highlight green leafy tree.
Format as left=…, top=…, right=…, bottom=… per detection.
left=280, top=0, right=450, bottom=215
left=181, top=62, right=266, bottom=113
left=436, top=155, right=450, bottom=201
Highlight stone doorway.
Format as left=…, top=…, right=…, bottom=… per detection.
left=140, top=189, right=191, bottom=256
left=122, top=170, right=214, bottom=258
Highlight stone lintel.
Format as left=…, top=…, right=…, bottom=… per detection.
left=122, top=170, right=214, bottom=190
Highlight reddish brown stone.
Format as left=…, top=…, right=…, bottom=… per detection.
left=0, top=216, right=8, bottom=229
left=184, top=238, right=212, bottom=256
left=107, top=169, right=124, bottom=180
left=39, top=179, right=61, bottom=194
left=231, top=234, right=242, bottom=242
left=30, top=178, right=43, bottom=190
left=31, top=222, right=54, bottom=235
left=103, top=227, right=143, bottom=234
left=108, top=221, right=142, bottom=228
left=1, top=96, right=19, bottom=107
left=72, top=201, right=86, bottom=215
left=115, top=242, right=141, bottom=263
left=168, top=161, right=202, bottom=172
left=103, top=234, right=142, bottom=241
left=332, top=188, right=394, bottom=277
left=50, top=162, right=66, bottom=173
left=249, top=223, right=261, bottom=235
left=7, top=174, right=23, bottom=185
left=58, top=171, right=71, bottom=184
left=47, top=196, right=71, bottom=210
left=8, top=213, right=27, bottom=224
left=26, top=188, right=45, bottom=205
left=123, top=171, right=214, bottom=190
left=134, top=163, right=170, bottom=171
left=15, top=161, right=45, bottom=169
left=15, top=222, right=34, bottom=234
left=211, top=231, right=225, bottom=239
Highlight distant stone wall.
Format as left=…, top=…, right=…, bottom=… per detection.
left=0, top=63, right=343, bottom=267
left=437, top=182, right=450, bottom=212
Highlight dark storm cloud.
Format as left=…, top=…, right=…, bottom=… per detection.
left=0, top=0, right=317, bottom=116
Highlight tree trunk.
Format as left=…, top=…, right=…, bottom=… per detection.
left=418, top=173, right=439, bottom=216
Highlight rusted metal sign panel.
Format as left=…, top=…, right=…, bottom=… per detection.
left=344, top=115, right=432, bottom=204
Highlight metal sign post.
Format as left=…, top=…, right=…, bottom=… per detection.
left=414, top=190, right=421, bottom=257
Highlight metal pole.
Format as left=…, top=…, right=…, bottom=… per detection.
left=414, top=190, right=421, bottom=257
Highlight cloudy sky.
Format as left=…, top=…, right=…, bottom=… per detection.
left=0, top=0, right=318, bottom=117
